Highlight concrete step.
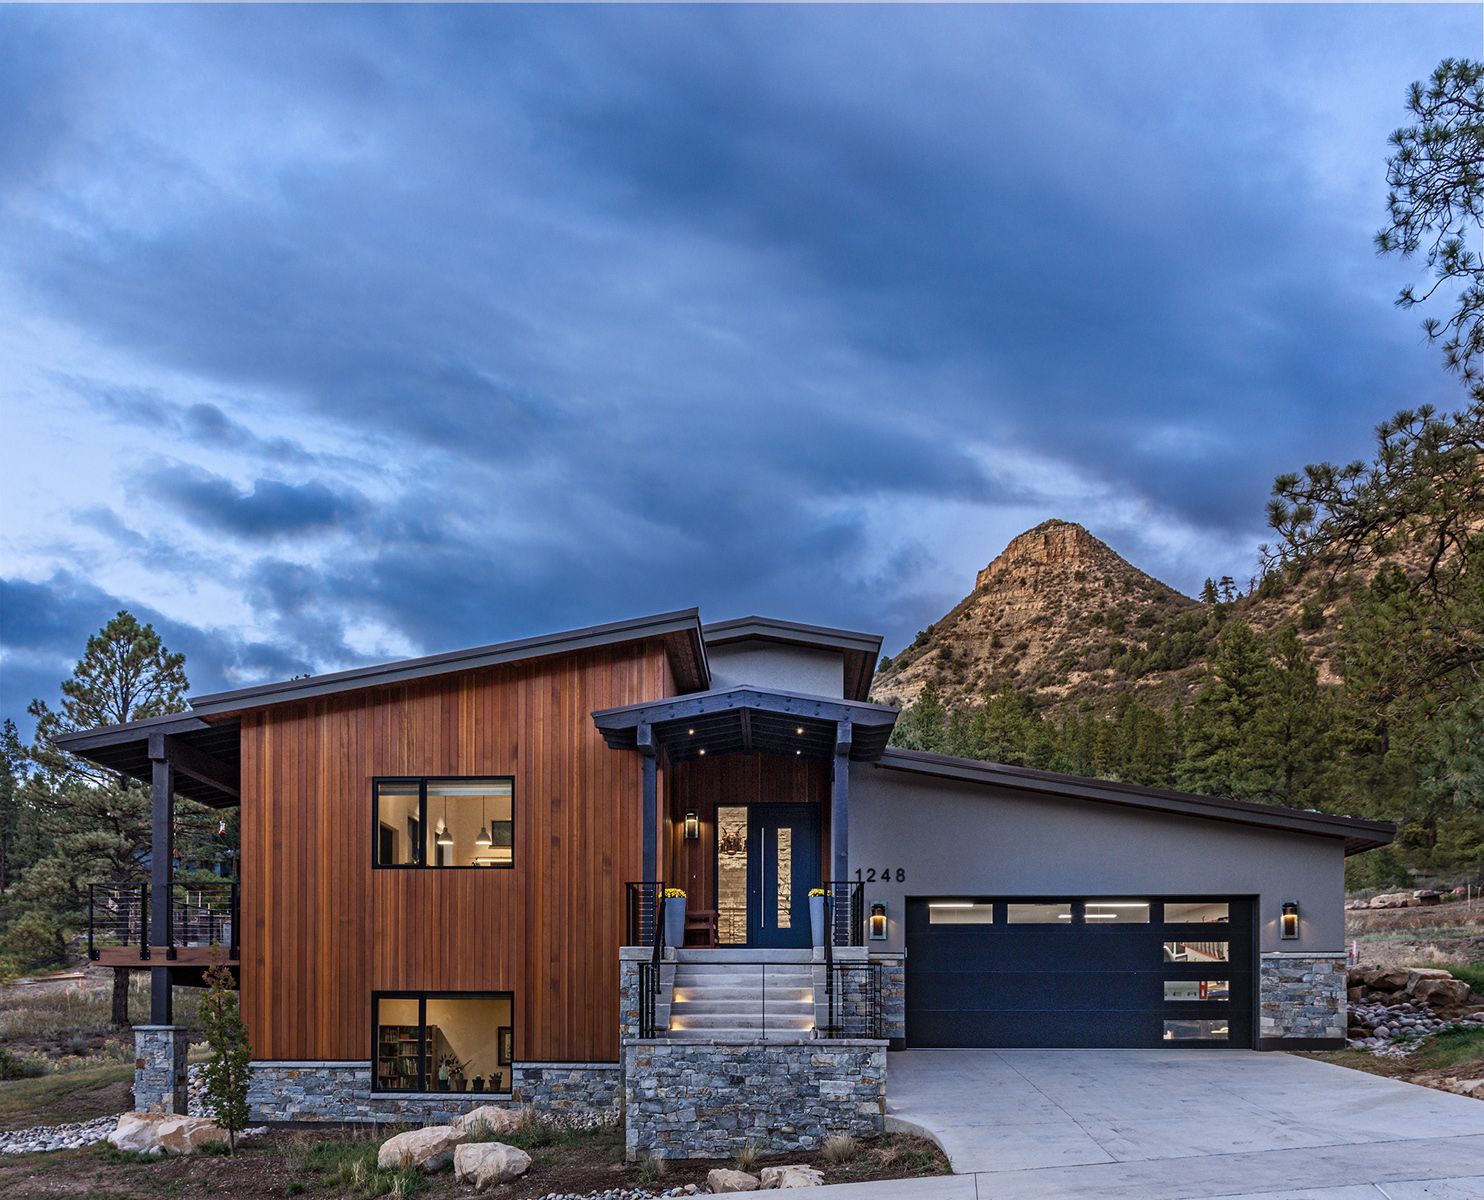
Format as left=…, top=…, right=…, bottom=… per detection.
left=671, top=1000, right=813, bottom=1017
left=675, top=949, right=813, bottom=964
left=666, top=1027, right=815, bottom=1042
left=673, top=968, right=814, bottom=984
left=672, top=987, right=813, bottom=1004
left=669, top=1011, right=813, bottom=1031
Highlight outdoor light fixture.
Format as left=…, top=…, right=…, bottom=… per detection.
left=869, top=901, right=887, bottom=940
left=684, top=809, right=699, bottom=840
left=1280, top=900, right=1299, bottom=940
left=796, top=726, right=804, bottom=735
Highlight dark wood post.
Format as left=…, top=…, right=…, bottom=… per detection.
left=638, top=721, right=657, bottom=885
left=147, top=733, right=175, bottom=1025
left=832, top=720, right=852, bottom=886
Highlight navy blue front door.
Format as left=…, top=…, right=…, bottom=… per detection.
left=746, top=804, right=820, bottom=949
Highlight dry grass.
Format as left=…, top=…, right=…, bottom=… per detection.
left=823, top=1133, right=859, bottom=1164
left=1346, top=900, right=1484, bottom=974
left=733, top=1143, right=759, bottom=1173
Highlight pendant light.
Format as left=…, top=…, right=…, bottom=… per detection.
left=436, top=789, right=454, bottom=847
left=475, top=787, right=492, bottom=849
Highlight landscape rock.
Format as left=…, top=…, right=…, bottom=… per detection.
left=1371, top=892, right=1415, bottom=910
left=0, top=1116, right=118, bottom=1155
left=759, top=1164, right=824, bottom=1188
left=1412, top=890, right=1442, bottom=906
left=454, top=1141, right=532, bottom=1190
left=1411, top=978, right=1472, bottom=1008
left=1347, top=966, right=1378, bottom=989
left=707, top=1168, right=761, bottom=1192
left=377, top=1124, right=468, bottom=1172
left=453, top=1105, right=523, bottom=1136
left=1368, top=968, right=1410, bottom=992
left=1406, top=968, right=1455, bottom=989
left=1345, top=898, right=1371, bottom=910
left=107, top=1113, right=230, bottom=1157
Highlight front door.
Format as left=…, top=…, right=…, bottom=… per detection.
left=746, top=804, right=819, bottom=949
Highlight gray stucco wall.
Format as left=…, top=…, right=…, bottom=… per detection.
left=706, top=643, right=844, bottom=697
left=847, top=764, right=1346, bottom=954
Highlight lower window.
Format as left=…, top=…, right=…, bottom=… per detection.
left=1163, top=1018, right=1229, bottom=1041
left=374, top=992, right=513, bottom=1094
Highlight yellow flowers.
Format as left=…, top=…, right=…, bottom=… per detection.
left=808, top=888, right=828, bottom=898
left=662, top=887, right=687, bottom=900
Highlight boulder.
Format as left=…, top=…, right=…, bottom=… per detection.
left=1369, top=968, right=1410, bottom=993
left=1406, top=968, right=1454, bottom=988
left=708, top=1167, right=762, bottom=1192
left=1412, top=978, right=1472, bottom=1008
left=453, top=1105, right=523, bottom=1136
left=760, top=1164, right=824, bottom=1188
left=1371, top=892, right=1414, bottom=909
left=1412, top=890, right=1442, bottom=906
left=107, top=1113, right=229, bottom=1157
left=453, top=1141, right=531, bottom=1190
left=377, top=1125, right=467, bottom=1172
left=1345, top=898, right=1371, bottom=910
left=1347, top=967, right=1379, bottom=989
left=1347, top=987, right=1367, bottom=1003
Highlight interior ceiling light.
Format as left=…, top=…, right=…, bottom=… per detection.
left=474, top=787, right=492, bottom=848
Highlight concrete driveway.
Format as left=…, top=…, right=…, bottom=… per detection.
left=840, top=1049, right=1484, bottom=1200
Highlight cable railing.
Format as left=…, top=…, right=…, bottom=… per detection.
left=86, top=879, right=238, bottom=961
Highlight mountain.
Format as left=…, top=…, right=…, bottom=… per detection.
left=872, top=519, right=1344, bottom=717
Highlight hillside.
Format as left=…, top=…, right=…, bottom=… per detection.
left=872, top=519, right=1347, bottom=717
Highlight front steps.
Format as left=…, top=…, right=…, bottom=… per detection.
left=665, top=949, right=816, bottom=1041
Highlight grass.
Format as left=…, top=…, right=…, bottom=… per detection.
left=1449, top=964, right=1484, bottom=994
left=0, top=1059, right=134, bottom=1124
left=1409, top=1026, right=1484, bottom=1072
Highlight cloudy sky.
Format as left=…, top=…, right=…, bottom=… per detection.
left=0, top=5, right=1474, bottom=731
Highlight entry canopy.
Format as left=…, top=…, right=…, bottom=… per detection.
left=591, top=686, right=899, bottom=764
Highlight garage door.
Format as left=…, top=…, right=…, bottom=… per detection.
left=905, top=898, right=1252, bottom=1048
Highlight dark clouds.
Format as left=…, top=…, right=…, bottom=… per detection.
left=0, top=5, right=1473, bottom=733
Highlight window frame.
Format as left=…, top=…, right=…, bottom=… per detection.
left=371, top=776, right=516, bottom=871
left=371, top=989, right=515, bottom=1095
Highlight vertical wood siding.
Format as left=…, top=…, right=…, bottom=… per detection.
left=238, top=641, right=669, bottom=1063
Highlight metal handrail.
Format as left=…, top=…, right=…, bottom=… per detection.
left=172, top=881, right=238, bottom=959
left=820, top=961, right=883, bottom=1039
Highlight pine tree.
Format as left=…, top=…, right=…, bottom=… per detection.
left=4, top=612, right=216, bottom=1023
left=1177, top=621, right=1276, bottom=801
left=891, top=682, right=950, bottom=753
left=1257, top=625, right=1334, bottom=809
left=1200, top=578, right=1219, bottom=606
left=199, top=958, right=252, bottom=1151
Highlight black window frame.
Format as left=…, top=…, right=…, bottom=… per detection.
left=372, top=776, right=516, bottom=871
left=371, top=989, right=515, bottom=1095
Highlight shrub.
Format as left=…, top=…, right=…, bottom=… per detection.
left=733, top=1144, right=759, bottom=1173
left=637, top=1152, right=668, bottom=1185
left=0, top=1046, right=49, bottom=1080
left=199, top=959, right=252, bottom=1152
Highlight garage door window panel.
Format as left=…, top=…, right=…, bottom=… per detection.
left=1006, top=902, right=1072, bottom=923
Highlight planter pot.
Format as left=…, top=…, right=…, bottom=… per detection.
left=664, top=897, right=686, bottom=948
left=810, top=895, right=827, bottom=948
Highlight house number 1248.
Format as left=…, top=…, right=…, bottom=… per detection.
left=854, top=867, right=905, bottom=883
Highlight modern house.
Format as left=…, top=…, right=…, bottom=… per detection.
left=59, top=609, right=1394, bottom=1155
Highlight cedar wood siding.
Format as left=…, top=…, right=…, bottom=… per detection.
left=238, top=639, right=674, bottom=1064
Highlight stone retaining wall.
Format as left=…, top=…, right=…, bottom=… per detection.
left=246, top=1061, right=619, bottom=1123
left=1259, top=952, right=1347, bottom=1044
left=875, top=954, right=905, bottom=1047
left=623, top=1038, right=885, bottom=1160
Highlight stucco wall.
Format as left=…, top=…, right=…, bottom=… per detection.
left=847, top=765, right=1346, bottom=953
left=706, top=643, right=845, bottom=697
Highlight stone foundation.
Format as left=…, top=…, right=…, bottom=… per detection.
left=246, top=1061, right=619, bottom=1123
left=623, top=1038, right=885, bottom=1160
left=134, top=1025, right=191, bottom=1114
left=1259, top=952, right=1347, bottom=1046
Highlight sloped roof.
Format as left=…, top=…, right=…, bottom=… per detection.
left=874, top=747, right=1395, bottom=855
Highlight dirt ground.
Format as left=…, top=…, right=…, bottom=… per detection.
left=0, top=1126, right=949, bottom=1200
left=1345, top=900, right=1484, bottom=973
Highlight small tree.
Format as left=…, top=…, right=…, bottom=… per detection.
left=199, top=959, right=252, bottom=1151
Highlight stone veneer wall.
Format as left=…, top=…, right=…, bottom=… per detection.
left=246, top=1061, right=620, bottom=1123
left=623, top=1039, right=885, bottom=1160
left=1259, top=952, right=1347, bottom=1044
left=134, top=1026, right=191, bottom=1114
left=875, top=954, right=905, bottom=1047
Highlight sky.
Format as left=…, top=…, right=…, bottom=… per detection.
left=0, top=4, right=1477, bottom=734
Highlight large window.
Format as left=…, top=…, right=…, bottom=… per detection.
left=374, top=992, right=513, bottom=1094
left=374, top=778, right=514, bottom=868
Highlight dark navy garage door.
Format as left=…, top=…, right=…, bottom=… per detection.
left=905, top=898, right=1253, bottom=1048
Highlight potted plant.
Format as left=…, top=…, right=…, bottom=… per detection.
left=809, top=887, right=828, bottom=948
left=662, top=887, right=687, bottom=947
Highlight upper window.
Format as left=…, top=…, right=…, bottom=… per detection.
left=374, top=778, right=514, bottom=868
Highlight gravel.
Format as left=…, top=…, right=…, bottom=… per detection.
left=0, top=1115, right=117, bottom=1155
left=1346, top=998, right=1484, bottom=1052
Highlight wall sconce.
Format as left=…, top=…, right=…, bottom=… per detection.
left=869, top=900, right=887, bottom=941
left=684, top=809, right=699, bottom=841
left=1280, top=899, right=1299, bottom=940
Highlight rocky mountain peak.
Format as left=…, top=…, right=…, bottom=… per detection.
left=976, top=519, right=1108, bottom=588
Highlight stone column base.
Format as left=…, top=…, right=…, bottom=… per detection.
left=134, top=1025, right=191, bottom=1114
